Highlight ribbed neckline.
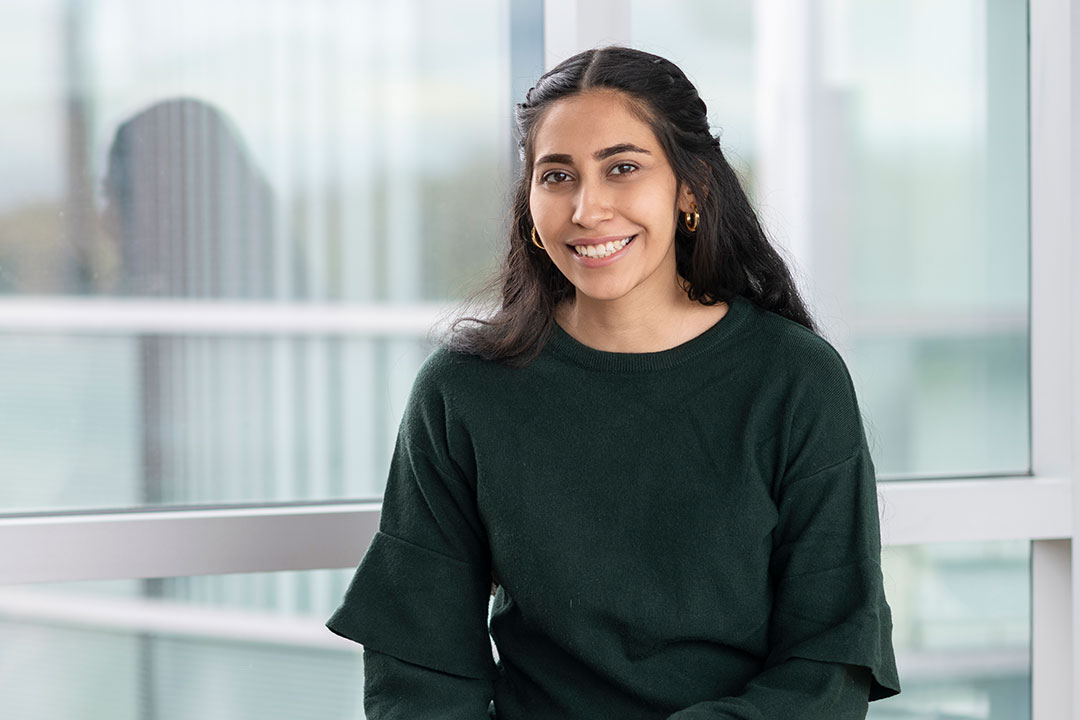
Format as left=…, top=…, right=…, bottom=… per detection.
left=545, top=295, right=750, bottom=373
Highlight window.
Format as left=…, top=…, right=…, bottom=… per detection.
left=0, top=0, right=522, bottom=512
left=631, top=0, right=1030, bottom=478
left=1, top=2, right=1076, bottom=717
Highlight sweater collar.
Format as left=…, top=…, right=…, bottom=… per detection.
left=544, top=295, right=750, bottom=373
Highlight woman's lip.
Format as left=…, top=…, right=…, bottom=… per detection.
left=569, top=235, right=635, bottom=267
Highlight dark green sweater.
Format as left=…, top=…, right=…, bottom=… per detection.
left=327, top=295, right=901, bottom=719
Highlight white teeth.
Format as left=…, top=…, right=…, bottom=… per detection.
left=573, top=236, right=632, bottom=258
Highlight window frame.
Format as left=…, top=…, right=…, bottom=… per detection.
left=1029, top=0, right=1079, bottom=716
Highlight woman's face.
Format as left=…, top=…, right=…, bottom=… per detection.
left=528, top=90, right=695, bottom=308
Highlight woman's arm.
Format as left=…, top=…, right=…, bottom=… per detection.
left=665, top=325, right=902, bottom=716
left=666, top=659, right=870, bottom=720
left=326, top=352, right=496, bottom=714
left=363, top=648, right=494, bottom=720
left=666, top=444, right=893, bottom=719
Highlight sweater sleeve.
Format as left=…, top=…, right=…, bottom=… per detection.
left=669, top=340, right=901, bottom=718
left=665, top=447, right=895, bottom=719
left=325, top=354, right=496, bottom=717
left=665, top=658, right=870, bottom=719
left=363, top=648, right=495, bottom=720
left=665, top=446, right=894, bottom=716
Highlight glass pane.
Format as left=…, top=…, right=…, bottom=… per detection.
left=0, top=334, right=430, bottom=511
left=870, top=541, right=1030, bottom=719
left=630, top=0, right=1030, bottom=478
left=0, top=570, right=364, bottom=720
left=0, top=0, right=538, bottom=512
left=0, top=0, right=511, bottom=302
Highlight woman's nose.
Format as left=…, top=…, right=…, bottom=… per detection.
left=571, top=178, right=614, bottom=228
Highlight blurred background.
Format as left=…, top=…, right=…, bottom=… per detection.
left=0, top=1, right=1032, bottom=718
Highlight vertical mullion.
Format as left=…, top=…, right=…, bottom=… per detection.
left=1073, top=0, right=1080, bottom=711
left=752, top=0, right=817, bottom=320
left=1029, top=0, right=1077, bottom=717
left=543, top=0, right=579, bottom=70
left=543, top=0, right=630, bottom=70
left=574, top=0, right=630, bottom=51
left=1032, top=540, right=1072, bottom=719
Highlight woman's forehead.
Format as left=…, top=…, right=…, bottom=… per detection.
left=532, top=90, right=659, bottom=159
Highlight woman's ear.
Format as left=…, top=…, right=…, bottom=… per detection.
left=677, top=182, right=698, bottom=212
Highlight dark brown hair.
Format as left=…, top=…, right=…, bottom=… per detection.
left=449, top=46, right=817, bottom=366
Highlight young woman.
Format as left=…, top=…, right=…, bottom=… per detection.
left=328, top=46, right=901, bottom=719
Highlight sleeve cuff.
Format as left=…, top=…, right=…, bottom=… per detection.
left=326, top=531, right=496, bottom=680
left=769, top=559, right=901, bottom=701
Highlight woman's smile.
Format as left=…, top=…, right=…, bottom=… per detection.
left=568, top=234, right=635, bottom=265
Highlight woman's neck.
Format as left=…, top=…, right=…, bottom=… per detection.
left=555, top=280, right=729, bottom=353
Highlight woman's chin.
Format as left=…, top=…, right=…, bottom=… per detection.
left=568, top=283, right=635, bottom=305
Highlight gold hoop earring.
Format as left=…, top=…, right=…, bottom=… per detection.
left=531, top=227, right=545, bottom=249
left=683, top=204, right=699, bottom=234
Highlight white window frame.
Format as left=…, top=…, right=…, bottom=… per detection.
left=1029, top=0, right=1079, bottom=716
left=0, top=0, right=1076, bottom=716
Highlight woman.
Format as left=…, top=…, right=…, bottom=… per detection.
left=327, top=46, right=901, bottom=719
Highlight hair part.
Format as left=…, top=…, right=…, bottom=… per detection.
left=448, top=46, right=817, bottom=366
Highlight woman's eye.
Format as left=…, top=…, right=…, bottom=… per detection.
left=540, top=170, right=571, bottom=184
left=610, top=163, right=638, bottom=176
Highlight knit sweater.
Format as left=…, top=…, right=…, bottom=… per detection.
left=327, top=295, right=901, bottom=719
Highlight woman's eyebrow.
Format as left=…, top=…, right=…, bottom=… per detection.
left=593, top=143, right=650, bottom=160
left=535, top=152, right=573, bottom=167
left=535, top=143, right=652, bottom=167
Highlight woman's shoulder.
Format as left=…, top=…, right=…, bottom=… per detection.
left=416, top=344, right=513, bottom=382
left=396, top=347, right=508, bottom=451
left=740, top=301, right=868, bottom=457
left=407, top=344, right=521, bottom=409
left=741, top=300, right=853, bottom=387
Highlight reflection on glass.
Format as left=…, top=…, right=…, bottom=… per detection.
left=0, top=570, right=364, bottom=720
left=102, top=99, right=279, bottom=298
left=0, top=0, right=527, bottom=512
left=869, top=541, right=1030, bottom=719
left=0, top=334, right=430, bottom=512
left=630, top=0, right=1030, bottom=478
left=0, top=0, right=510, bottom=301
